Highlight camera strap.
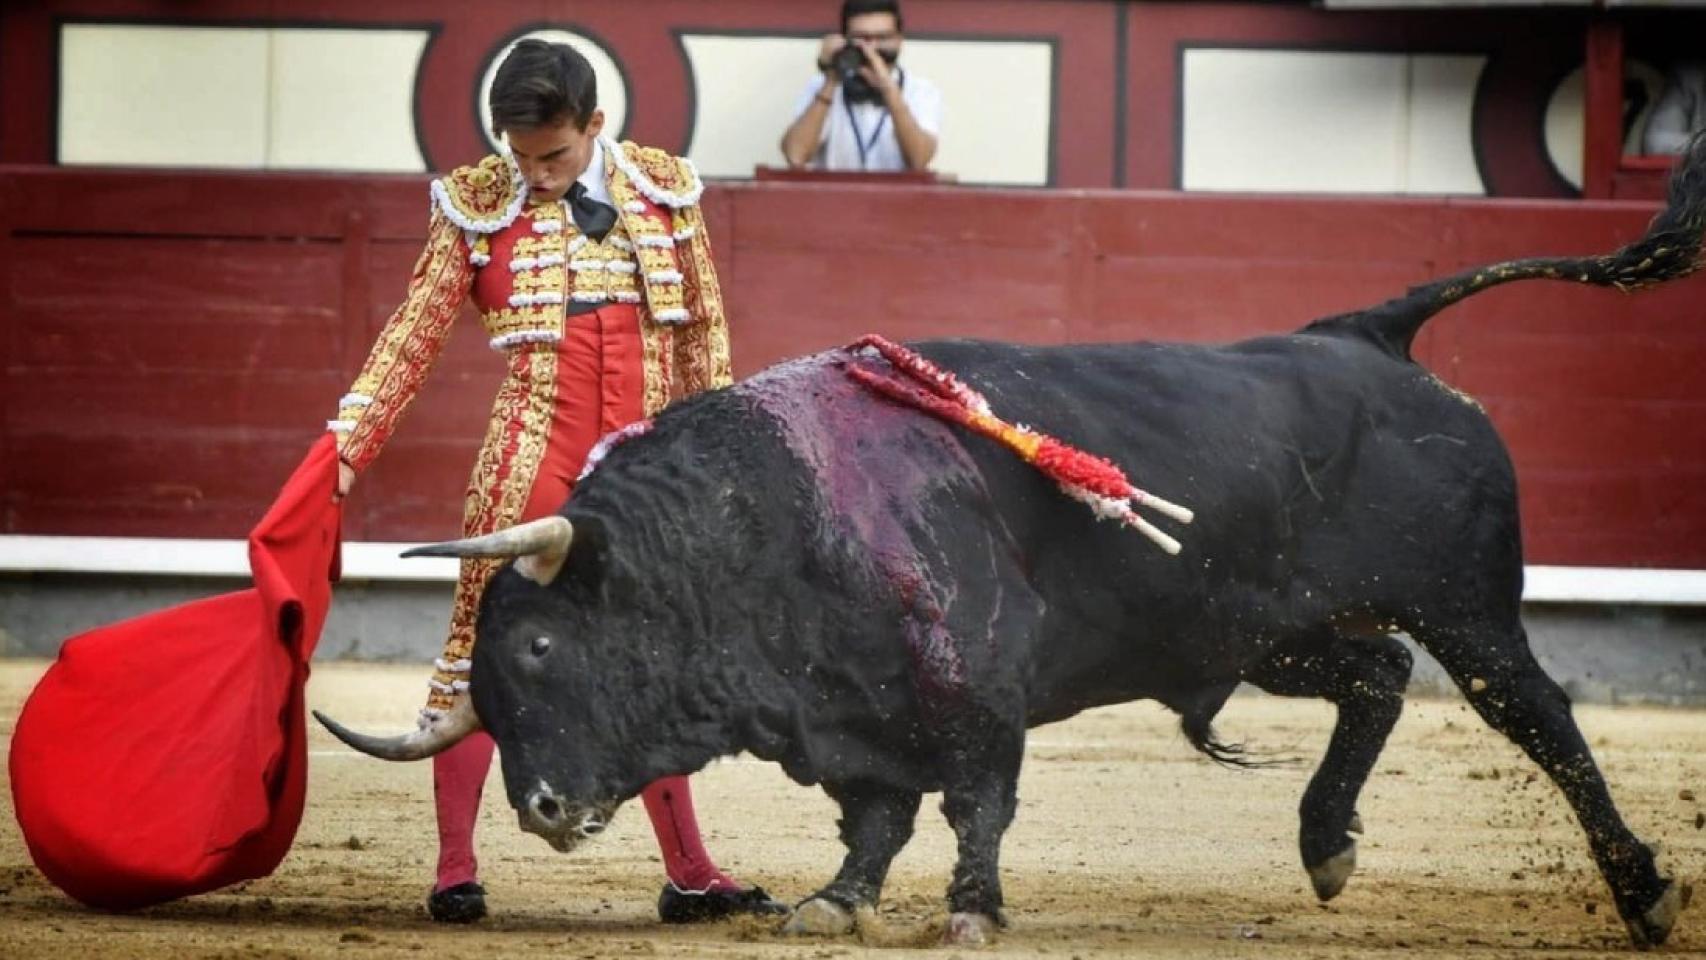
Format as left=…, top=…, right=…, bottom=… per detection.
left=843, top=68, right=904, bottom=170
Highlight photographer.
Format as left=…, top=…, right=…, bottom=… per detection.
left=780, top=0, right=941, bottom=172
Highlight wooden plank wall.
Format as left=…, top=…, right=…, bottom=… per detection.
left=2, top=168, right=1702, bottom=567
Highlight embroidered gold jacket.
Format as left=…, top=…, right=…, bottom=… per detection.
left=329, top=139, right=732, bottom=472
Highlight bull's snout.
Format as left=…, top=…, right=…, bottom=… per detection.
left=527, top=791, right=566, bottom=828
left=518, top=783, right=610, bottom=852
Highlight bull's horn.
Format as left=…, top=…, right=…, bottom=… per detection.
left=403, top=515, right=573, bottom=585
left=313, top=694, right=480, bottom=762
left=402, top=515, right=574, bottom=560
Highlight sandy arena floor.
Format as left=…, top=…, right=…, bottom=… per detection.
left=1, top=660, right=1702, bottom=959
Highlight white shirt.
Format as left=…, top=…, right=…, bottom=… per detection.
left=792, top=68, right=943, bottom=172
left=579, top=138, right=613, bottom=205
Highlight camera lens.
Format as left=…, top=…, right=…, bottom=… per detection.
left=834, top=46, right=863, bottom=80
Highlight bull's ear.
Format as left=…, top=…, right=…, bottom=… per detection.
left=515, top=551, right=566, bottom=586
left=506, top=516, right=574, bottom=586
left=558, top=514, right=611, bottom=592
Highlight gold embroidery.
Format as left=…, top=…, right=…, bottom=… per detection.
left=336, top=207, right=476, bottom=471
left=484, top=308, right=558, bottom=341
left=427, top=348, right=559, bottom=710
left=640, top=311, right=673, bottom=417
left=435, top=154, right=523, bottom=231
left=511, top=235, right=557, bottom=260
left=513, top=265, right=566, bottom=295
left=482, top=212, right=651, bottom=348
left=529, top=200, right=567, bottom=223
left=607, top=166, right=675, bottom=415
left=621, top=141, right=704, bottom=204
left=570, top=226, right=642, bottom=302
left=672, top=202, right=734, bottom=391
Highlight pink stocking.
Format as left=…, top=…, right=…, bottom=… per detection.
left=641, top=775, right=737, bottom=892
left=432, top=730, right=496, bottom=891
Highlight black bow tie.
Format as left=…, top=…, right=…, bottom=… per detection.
left=567, top=182, right=618, bottom=242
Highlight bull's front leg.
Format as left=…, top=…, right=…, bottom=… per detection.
left=784, top=780, right=922, bottom=936
left=939, top=738, right=1022, bottom=945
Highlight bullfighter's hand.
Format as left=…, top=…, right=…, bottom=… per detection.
left=335, top=460, right=355, bottom=502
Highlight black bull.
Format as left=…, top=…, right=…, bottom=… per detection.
left=320, top=132, right=1706, bottom=947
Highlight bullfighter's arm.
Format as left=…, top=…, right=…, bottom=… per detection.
left=328, top=206, right=476, bottom=472
left=671, top=175, right=734, bottom=395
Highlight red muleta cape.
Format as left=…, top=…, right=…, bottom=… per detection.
left=9, top=435, right=342, bottom=910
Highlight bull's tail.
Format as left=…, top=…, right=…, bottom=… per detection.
left=1310, top=128, right=1706, bottom=358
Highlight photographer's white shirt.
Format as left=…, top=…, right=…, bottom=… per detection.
left=791, top=68, right=943, bottom=172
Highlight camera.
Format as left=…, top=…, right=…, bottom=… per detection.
left=831, top=45, right=877, bottom=103
left=824, top=43, right=897, bottom=105
left=831, top=44, right=867, bottom=82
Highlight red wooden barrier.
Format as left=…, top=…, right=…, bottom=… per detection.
left=2, top=167, right=1702, bottom=567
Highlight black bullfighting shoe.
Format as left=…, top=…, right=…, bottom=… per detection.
left=657, top=883, right=791, bottom=924
left=427, top=881, right=487, bottom=923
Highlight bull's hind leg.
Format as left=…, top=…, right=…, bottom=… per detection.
left=1413, top=619, right=1680, bottom=948
left=785, top=782, right=922, bottom=936
left=1245, top=628, right=1413, bottom=900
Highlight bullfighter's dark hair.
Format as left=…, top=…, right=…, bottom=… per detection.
left=489, top=39, right=598, bottom=135
left=842, top=0, right=904, bottom=35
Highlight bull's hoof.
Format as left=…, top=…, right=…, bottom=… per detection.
left=1307, top=842, right=1357, bottom=901
left=427, top=881, right=487, bottom=924
left=782, top=897, right=855, bottom=936
left=1624, top=881, right=1684, bottom=950
left=943, top=912, right=1000, bottom=946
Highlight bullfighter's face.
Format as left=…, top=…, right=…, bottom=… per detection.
left=505, top=111, right=605, bottom=204
left=470, top=572, right=620, bottom=853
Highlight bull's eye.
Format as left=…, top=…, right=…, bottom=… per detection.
left=530, top=635, right=552, bottom=657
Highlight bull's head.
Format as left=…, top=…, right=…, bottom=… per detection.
left=314, top=514, right=622, bottom=852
